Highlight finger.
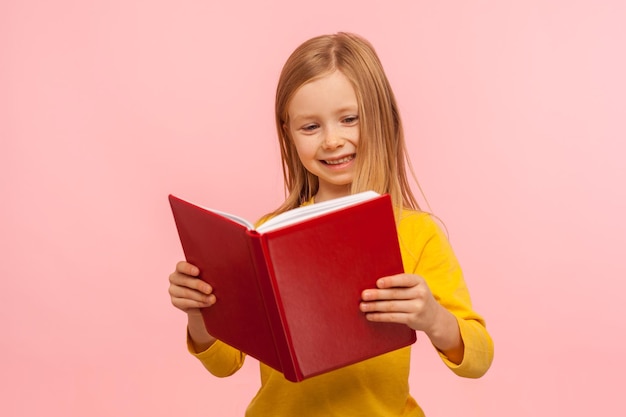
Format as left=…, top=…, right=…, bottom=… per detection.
left=171, top=294, right=216, bottom=311
left=362, top=286, right=422, bottom=302
left=375, top=274, right=421, bottom=289
left=169, top=272, right=213, bottom=295
left=363, top=311, right=412, bottom=325
left=176, top=261, right=200, bottom=276
left=169, top=282, right=215, bottom=304
left=360, top=299, right=423, bottom=314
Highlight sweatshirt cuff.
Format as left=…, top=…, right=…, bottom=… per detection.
left=437, top=317, right=494, bottom=378
left=186, top=330, right=246, bottom=377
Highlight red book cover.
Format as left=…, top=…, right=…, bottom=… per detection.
left=169, top=192, right=416, bottom=382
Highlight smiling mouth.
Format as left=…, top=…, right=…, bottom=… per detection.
left=323, top=154, right=356, bottom=165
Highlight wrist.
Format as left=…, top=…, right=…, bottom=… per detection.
left=425, top=305, right=462, bottom=353
left=187, top=312, right=216, bottom=352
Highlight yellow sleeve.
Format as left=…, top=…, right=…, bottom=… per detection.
left=186, top=332, right=246, bottom=377
left=398, top=211, right=494, bottom=378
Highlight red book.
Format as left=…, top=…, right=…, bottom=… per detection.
left=168, top=191, right=416, bottom=382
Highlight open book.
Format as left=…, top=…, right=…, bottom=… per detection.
left=168, top=191, right=416, bottom=382
left=187, top=190, right=381, bottom=232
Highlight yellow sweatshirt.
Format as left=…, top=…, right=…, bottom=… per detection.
left=188, top=210, right=494, bottom=416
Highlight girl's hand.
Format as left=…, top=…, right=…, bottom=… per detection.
left=360, top=273, right=464, bottom=364
left=360, top=274, right=440, bottom=332
left=168, top=261, right=217, bottom=351
left=169, top=261, right=216, bottom=313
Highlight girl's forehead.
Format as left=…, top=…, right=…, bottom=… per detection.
left=288, top=72, right=357, bottom=111
left=300, top=69, right=347, bottom=89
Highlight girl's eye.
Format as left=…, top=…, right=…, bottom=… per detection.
left=343, top=115, right=359, bottom=124
left=302, top=124, right=319, bottom=132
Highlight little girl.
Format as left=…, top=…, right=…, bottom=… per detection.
left=169, top=32, right=493, bottom=416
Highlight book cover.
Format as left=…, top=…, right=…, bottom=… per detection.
left=169, top=192, right=416, bottom=381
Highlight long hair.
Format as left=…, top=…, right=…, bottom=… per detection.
left=269, top=32, right=422, bottom=217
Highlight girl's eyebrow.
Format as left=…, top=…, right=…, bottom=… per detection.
left=334, top=106, right=359, bottom=115
left=290, top=113, right=316, bottom=123
left=291, top=106, right=359, bottom=123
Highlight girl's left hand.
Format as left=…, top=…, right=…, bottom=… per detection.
left=360, top=273, right=442, bottom=333
left=360, top=273, right=465, bottom=364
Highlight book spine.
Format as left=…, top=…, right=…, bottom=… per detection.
left=246, top=231, right=301, bottom=382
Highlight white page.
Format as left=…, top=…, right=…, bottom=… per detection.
left=205, top=207, right=256, bottom=230
left=255, top=191, right=380, bottom=233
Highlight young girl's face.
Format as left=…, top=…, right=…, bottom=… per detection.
left=285, top=70, right=360, bottom=202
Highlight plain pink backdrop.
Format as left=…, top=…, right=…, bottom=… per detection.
left=2, top=1, right=625, bottom=416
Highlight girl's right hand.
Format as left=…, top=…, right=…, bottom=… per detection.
left=169, top=261, right=218, bottom=352
left=168, top=261, right=216, bottom=313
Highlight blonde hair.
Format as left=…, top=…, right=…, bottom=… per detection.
left=270, top=32, right=422, bottom=217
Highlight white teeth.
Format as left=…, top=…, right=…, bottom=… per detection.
left=325, top=155, right=354, bottom=165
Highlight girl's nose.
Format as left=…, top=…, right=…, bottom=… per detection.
left=322, top=129, right=343, bottom=149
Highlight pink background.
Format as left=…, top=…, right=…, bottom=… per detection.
left=2, top=1, right=625, bottom=415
